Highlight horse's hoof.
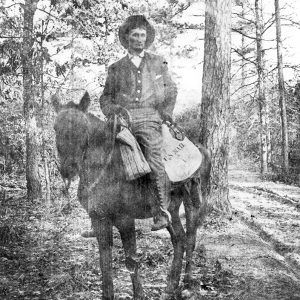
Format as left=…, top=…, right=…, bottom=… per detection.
left=114, top=293, right=132, bottom=300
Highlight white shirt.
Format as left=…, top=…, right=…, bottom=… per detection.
left=128, top=50, right=145, bottom=68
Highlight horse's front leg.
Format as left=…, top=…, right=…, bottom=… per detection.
left=115, top=216, right=144, bottom=300
left=162, top=199, right=186, bottom=300
left=91, top=216, right=114, bottom=300
left=183, top=179, right=206, bottom=285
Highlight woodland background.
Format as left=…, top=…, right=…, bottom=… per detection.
left=1, top=0, right=300, bottom=299
left=1, top=0, right=300, bottom=205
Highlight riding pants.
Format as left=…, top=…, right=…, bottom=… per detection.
left=130, top=117, right=171, bottom=217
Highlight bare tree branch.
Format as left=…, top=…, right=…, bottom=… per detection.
left=231, top=80, right=257, bottom=97
left=232, top=48, right=256, bottom=65
left=1, top=2, right=23, bottom=9
left=36, top=8, right=60, bottom=20
left=0, top=35, right=22, bottom=38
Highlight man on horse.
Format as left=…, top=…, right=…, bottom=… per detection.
left=100, top=15, right=178, bottom=231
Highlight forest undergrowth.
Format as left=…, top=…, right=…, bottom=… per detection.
left=0, top=175, right=239, bottom=300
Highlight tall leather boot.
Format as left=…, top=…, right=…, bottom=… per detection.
left=151, top=174, right=172, bottom=231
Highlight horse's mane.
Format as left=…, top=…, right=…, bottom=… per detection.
left=55, top=103, right=109, bottom=146
left=85, top=112, right=110, bottom=146
left=83, top=112, right=123, bottom=174
left=55, top=101, right=121, bottom=175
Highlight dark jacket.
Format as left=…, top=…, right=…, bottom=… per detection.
left=100, top=52, right=177, bottom=119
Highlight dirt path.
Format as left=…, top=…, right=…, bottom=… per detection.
left=195, top=168, right=300, bottom=299
left=1, top=168, right=300, bottom=299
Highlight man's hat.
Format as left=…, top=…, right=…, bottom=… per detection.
left=118, top=15, right=155, bottom=49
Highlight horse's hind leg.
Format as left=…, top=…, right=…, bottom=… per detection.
left=162, top=198, right=186, bottom=300
left=91, top=217, right=114, bottom=300
left=183, top=179, right=206, bottom=285
left=115, top=216, right=144, bottom=300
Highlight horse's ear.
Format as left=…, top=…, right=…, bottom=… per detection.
left=78, top=91, right=90, bottom=112
left=51, top=94, right=61, bottom=113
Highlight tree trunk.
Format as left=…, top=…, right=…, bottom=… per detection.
left=275, top=0, right=289, bottom=175
left=41, top=62, right=51, bottom=204
left=38, top=20, right=51, bottom=204
left=199, top=0, right=232, bottom=212
left=255, top=0, right=269, bottom=174
left=22, top=0, right=41, bottom=200
left=241, top=3, right=246, bottom=94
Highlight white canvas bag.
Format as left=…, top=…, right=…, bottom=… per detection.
left=161, top=123, right=202, bottom=182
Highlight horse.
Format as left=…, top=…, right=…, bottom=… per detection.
left=52, top=91, right=211, bottom=300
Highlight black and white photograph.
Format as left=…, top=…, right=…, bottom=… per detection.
left=0, top=0, right=300, bottom=299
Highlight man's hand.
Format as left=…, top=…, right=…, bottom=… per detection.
left=160, top=112, right=173, bottom=124
left=107, top=104, right=123, bottom=117
left=106, top=105, right=132, bottom=127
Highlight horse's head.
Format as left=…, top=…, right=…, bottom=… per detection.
left=52, top=92, right=91, bottom=181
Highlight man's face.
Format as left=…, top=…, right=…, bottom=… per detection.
left=127, top=27, right=147, bottom=53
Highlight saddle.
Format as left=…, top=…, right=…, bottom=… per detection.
left=116, top=120, right=203, bottom=183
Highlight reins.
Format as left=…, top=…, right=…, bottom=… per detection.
left=100, top=108, right=131, bottom=170
left=102, top=114, right=118, bottom=169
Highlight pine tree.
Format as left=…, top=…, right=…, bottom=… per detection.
left=200, top=0, right=232, bottom=212
left=22, top=0, right=42, bottom=200
left=255, top=0, right=269, bottom=174
left=274, top=0, right=289, bottom=175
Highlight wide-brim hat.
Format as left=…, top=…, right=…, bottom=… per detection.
left=118, top=15, right=155, bottom=49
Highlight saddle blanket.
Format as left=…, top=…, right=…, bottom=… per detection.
left=117, top=124, right=202, bottom=183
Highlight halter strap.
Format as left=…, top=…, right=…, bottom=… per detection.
left=102, top=114, right=118, bottom=169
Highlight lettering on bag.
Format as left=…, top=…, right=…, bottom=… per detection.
left=163, top=143, right=185, bottom=161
